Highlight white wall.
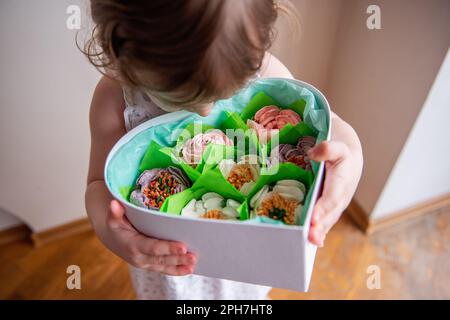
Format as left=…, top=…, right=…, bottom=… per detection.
left=371, top=48, right=450, bottom=219
left=0, top=209, right=22, bottom=231
left=325, top=0, right=450, bottom=215
left=270, top=0, right=343, bottom=93
left=0, top=0, right=100, bottom=232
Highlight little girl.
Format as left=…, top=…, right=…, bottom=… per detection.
left=84, top=0, right=363, bottom=299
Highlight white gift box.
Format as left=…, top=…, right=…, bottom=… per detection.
left=105, top=78, right=331, bottom=291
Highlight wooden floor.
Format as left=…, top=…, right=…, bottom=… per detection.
left=1, top=206, right=449, bottom=300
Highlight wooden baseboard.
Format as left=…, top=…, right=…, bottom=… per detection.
left=345, top=199, right=370, bottom=232
left=31, top=218, right=92, bottom=247
left=367, top=193, right=450, bottom=234
left=346, top=194, right=450, bottom=234
left=0, top=224, right=31, bottom=246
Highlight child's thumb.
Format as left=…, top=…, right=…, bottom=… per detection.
left=307, top=141, right=349, bottom=164
left=109, top=200, right=125, bottom=220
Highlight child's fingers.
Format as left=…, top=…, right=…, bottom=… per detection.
left=308, top=142, right=353, bottom=246
left=311, top=163, right=348, bottom=224
left=309, top=209, right=341, bottom=247
left=308, top=141, right=350, bottom=164
left=133, top=252, right=195, bottom=269
left=130, top=251, right=196, bottom=269
left=311, top=191, right=345, bottom=226
left=166, top=253, right=196, bottom=266
left=146, top=253, right=196, bottom=267
left=133, top=254, right=196, bottom=275
left=308, top=224, right=325, bottom=247
left=135, top=236, right=187, bottom=256
left=162, top=265, right=194, bottom=276
left=309, top=187, right=346, bottom=246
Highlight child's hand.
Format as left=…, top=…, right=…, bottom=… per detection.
left=103, top=200, right=196, bottom=275
left=307, top=113, right=363, bottom=247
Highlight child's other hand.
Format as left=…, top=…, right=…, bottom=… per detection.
left=307, top=113, right=363, bottom=247
left=103, top=200, right=196, bottom=275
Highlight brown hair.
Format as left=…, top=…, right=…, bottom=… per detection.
left=83, top=0, right=291, bottom=109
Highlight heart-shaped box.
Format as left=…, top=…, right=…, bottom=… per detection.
left=105, top=78, right=331, bottom=291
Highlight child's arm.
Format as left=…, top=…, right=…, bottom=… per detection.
left=261, top=53, right=363, bottom=246
left=85, top=76, right=196, bottom=275
left=307, top=114, right=362, bottom=246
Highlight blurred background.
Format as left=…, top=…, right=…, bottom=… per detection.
left=0, top=0, right=449, bottom=299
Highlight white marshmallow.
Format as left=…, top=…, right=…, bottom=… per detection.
left=272, top=185, right=304, bottom=202
left=226, top=199, right=241, bottom=209
left=202, top=192, right=223, bottom=202
left=204, top=197, right=225, bottom=211
left=181, top=199, right=203, bottom=218
left=240, top=181, right=255, bottom=196
left=250, top=185, right=269, bottom=208
left=218, top=159, right=236, bottom=179
left=276, top=179, right=306, bottom=194
left=222, top=206, right=239, bottom=219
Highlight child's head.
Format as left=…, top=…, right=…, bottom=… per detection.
left=84, top=0, right=291, bottom=115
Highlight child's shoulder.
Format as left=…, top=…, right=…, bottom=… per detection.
left=260, top=53, right=294, bottom=79
left=92, top=76, right=125, bottom=111
left=90, top=76, right=126, bottom=133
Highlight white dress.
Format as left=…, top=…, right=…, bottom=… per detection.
left=123, top=86, right=271, bottom=300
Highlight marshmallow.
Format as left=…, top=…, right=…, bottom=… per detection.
left=248, top=106, right=302, bottom=142
left=248, top=180, right=306, bottom=225
left=179, top=129, right=233, bottom=166
left=218, top=155, right=261, bottom=196
left=270, top=136, right=316, bottom=171
left=181, top=194, right=242, bottom=220
left=130, top=166, right=191, bottom=210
